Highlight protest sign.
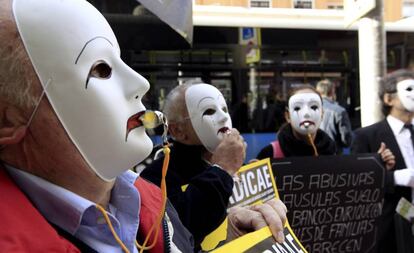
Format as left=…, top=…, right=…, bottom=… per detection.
left=205, top=159, right=307, bottom=252
left=272, top=154, right=385, bottom=253
left=212, top=225, right=306, bottom=253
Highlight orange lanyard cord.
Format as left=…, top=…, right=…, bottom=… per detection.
left=95, top=144, right=171, bottom=253
left=136, top=144, right=170, bottom=253
left=307, top=133, right=319, bottom=157
left=95, top=204, right=131, bottom=253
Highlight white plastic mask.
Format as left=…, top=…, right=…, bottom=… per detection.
left=397, top=79, right=414, bottom=112
left=288, top=92, right=322, bottom=135
left=13, top=0, right=152, bottom=181
left=185, top=84, right=232, bottom=152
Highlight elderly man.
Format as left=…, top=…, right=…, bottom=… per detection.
left=0, top=0, right=287, bottom=252
left=142, top=82, right=240, bottom=249
left=142, top=82, right=285, bottom=250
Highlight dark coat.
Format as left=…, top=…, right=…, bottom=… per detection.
left=351, top=119, right=411, bottom=253
left=141, top=140, right=234, bottom=251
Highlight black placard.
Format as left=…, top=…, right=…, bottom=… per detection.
left=272, top=154, right=385, bottom=253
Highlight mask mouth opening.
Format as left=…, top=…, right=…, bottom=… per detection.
left=300, top=121, right=315, bottom=128
left=217, top=127, right=230, bottom=135
left=125, top=111, right=146, bottom=142
left=125, top=110, right=168, bottom=142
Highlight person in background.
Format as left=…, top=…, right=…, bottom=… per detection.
left=257, top=84, right=394, bottom=164
left=142, top=82, right=287, bottom=251
left=263, top=89, right=287, bottom=133
left=316, top=79, right=353, bottom=153
left=231, top=93, right=250, bottom=133
left=257, top=84, right=337, bottom=159
left=352, top=69, right=414, bottom=253
left=0, top=0, right=287, bottom=252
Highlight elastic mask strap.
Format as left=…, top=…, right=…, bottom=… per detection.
left=26, top=78, right=52, bottom=128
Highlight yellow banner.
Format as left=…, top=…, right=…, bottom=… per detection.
left=201, top=159, right=307, bottom=252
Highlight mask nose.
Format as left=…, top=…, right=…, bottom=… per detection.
left=217, top=109, right=229, bottom=124
left=119, top=61, right=150, bottom=100
left=302, top=107, right=311, bottom=118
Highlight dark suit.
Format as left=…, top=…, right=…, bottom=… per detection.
left=352, top=119, right=412, bottom=253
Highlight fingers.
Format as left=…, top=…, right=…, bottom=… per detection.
left=377, top=144, right=396, bottom=170
left=227, top=206, right=262, bottom=240
left=377, top=142, right=386, bottom=154
left=250, top=199, right=287, bottom=243
left=227, top=200, right=288, bottom=244
left=381, top=149, right=395, bottom=162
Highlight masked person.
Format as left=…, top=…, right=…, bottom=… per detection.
left=351, top=69, right=414, bottom=253
left=257, top=85, right=336, bottom=158
left=141, top=82, right=260, bottom=251
left=0, top=0, right=288, bottom=252
left=257, top=84, right=395, bottom=164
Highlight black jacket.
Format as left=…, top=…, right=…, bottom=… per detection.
left=141, top=140, right=234, bottom=251
left=256, top=124, right=337, bottom=159
left=351, top=119, right=411, bottom=253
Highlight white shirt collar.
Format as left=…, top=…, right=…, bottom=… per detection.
left=387, top=115, right=414, bottom=135
left=4, top=165, right=138, bottom=235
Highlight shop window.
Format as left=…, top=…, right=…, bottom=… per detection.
left=293, top=0, right=313, bottom=9
left=403, top=0, right=414, bottom=17
left=249, top=0, right=271, bottom=8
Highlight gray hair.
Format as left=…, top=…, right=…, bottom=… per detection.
left=163, top=80, right=204, bottom=123
left=0, top=0, right=38, bottom=109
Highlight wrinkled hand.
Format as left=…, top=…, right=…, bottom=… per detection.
left=211, top=128, right=246, bottom=176
left=227, top=199, right=287, bottom=243
left=377, top=142, right=395, bottom=171
left=394, top=168, right=414, bottom=187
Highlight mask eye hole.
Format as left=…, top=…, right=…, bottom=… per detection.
left=89, top=60, right=112, bottom=79
left=203, top=108, right=216, bottom=116
left=293, top=106, right=301, bottom=112
left=311, top=105, right=319, bottom=110
left=407, top=87, right=413, bottom=92
left=222, top=106, right=228, bottom=113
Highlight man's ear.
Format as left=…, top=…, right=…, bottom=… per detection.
left=0, top=105, right=28, bottom=146
left=168, top=122, right=186, bottom=142
left=383, top=93, right=394, bottom=106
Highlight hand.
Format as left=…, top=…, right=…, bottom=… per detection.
left=394, top=168, right=414, bottom=187
left=377, top=142, right=395, bottom=171
left=227, top=199, right=287, bottom=243
left=211, top=128, right=246, bottom=176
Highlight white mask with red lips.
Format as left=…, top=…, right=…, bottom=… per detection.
left=288, top=92, right=323, bottom=135
left=185, top=84, right=232, bottom=153
left=14, top=0, right=152, bottom=181
left=397, top=79, right=414, bottom=112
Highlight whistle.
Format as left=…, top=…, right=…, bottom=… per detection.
left=139, top=110, right=169, bottom=144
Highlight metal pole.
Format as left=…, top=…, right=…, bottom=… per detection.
left=249, top=65, right=257, bottom=120
left=358, top=0, right=386, bottom=127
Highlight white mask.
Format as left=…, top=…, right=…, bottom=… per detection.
left=185, top=84, right=232, bottom=152
left=13, top=0, right=152, bottom=181
left=397, top=79, right=414, bottom=112
left=288, top=92, right=322, bottom=135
